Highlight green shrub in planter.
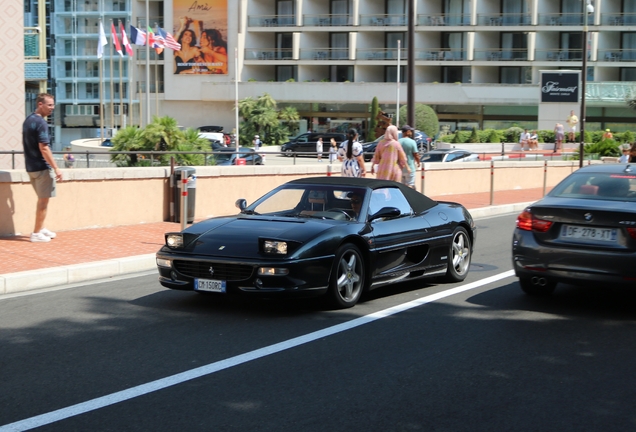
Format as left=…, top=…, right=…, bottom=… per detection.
left=468, top=128, right=479, bottom=143
left=622, top=130, right=634, bottom=143
left=504, top=126, right=524, bottom=143
left=583, top=140, right=621, bottom=157
left=486, top=129, right=500, bottom=143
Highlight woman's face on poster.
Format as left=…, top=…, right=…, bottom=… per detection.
left=182, top=30, right=194, bottom=46
left=200, top=32, right=210, bottom=47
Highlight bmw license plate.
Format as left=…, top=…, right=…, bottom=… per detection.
left=195, top=278, right=227, bottom=293
left=560, top=225, right=617, bottom=243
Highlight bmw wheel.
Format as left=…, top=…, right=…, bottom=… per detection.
left=444, top=227, right=471, bottom=282
left=285, top=148, right=294, bottom=157
left=328, top=244, right=365, bottom=309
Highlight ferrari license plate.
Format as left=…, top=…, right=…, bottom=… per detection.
left=195, top=278, right=227, bottom=293
left=560, top=225, right=617, bottom=243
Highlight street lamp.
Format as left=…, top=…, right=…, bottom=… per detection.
left=579, top=0, right=594, bottom=168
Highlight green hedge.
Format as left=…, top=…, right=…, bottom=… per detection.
left=441, top=128, right=635, bottom=145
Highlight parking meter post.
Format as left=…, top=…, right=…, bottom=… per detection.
left=420, top=163, right=425, bottom=195
left=180, top=176, right=188, bottom=231
left=489, top=161, right=495, bottom=206
left=543, top=160, right=548, bottom=196
left=327, top=164, right=332, bottom=176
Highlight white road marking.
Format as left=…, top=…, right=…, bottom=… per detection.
left=0, top=270, right=515, bottom=432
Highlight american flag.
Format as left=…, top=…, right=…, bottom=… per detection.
left=157, top=26, right=181, bottom=51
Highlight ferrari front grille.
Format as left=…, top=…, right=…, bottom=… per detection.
left=173, top=260, right=254, bottom=281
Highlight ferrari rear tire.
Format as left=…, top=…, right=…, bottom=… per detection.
left=327, top=244, right=365, bottom=309
left=443, top=227, right=471, bottom=282
left=519, top=276, right=556, bottom=296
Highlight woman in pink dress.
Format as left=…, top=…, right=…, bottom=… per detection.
left=370, top=125, right=410, bottom=181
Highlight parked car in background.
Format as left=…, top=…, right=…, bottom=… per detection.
left=282, top=132, right=346, bottom=156
left=512, top=164, right=636, bottom=295
left=156, top=177, right=475, bottom=308
left=199, top=132, right=224, bottom=146
left=420, top=149, right=480, bottom=163
left=213, top=147, right=264, bottom=166
left=363, top=130, right=428, bottom=161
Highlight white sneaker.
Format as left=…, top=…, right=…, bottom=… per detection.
left=40, top=228, right=57, bottom=239
left=30, top=232, right=51, bottom=243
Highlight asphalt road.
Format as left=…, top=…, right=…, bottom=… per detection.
left=2, top=214, right=636, bottom=431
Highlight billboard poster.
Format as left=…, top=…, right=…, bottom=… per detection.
left=540, top=71, right=579, bottom=103
left=173, top=0, right=228, bottom=75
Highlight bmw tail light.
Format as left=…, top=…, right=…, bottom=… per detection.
left=516, top=210, right=553, bottom=233
left=516, top=211, right=533, bottom=231
left=627, top=228, right=636, bottom=240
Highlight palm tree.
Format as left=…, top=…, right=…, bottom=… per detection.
left=110, top=126, right=144, bottom=166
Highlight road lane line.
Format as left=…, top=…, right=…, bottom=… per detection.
left=0, top=270, right=515, bottom=431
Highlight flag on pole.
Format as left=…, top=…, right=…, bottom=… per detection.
left=111, top=22, right=123, bottom=57
left=120, top=22, right=133, bottom=56
left=156, top=27, right=181, bottom=51
left=129, top=25, right=146, bottom=46
left=147, top=26, right=164, bottom=54
left=97, top=21, right=108, bottom=58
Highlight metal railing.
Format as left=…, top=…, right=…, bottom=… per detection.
left=303, top=14, right=353, bottom=26
left=418, top=13, right=471, bottom=26
left=1, top=149, right=596, bottom=171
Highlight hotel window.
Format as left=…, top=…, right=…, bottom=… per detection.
left=331, top=0, right=352, bottom=25
left=500, top=67, right=531, bottom=84
left=330, top=33, right=349, bottom=60
left=330, top=65, right=354, bottom=82
left=276, top=65, right=297, bottom=81
left=442, top=66, right=470, bottom=83
left=276, top=33, right=293, bottom=59
left=386, top=32, right=406, bottom=59
left=442, top=32, right=464, bottom=60
left=277, top=0, right=295, bottom=25
left=385, top=66, right=406, bottom=83
left=621, top=33, right=636, bottom=61
left=620, top=68, right=636, bottom=81
left=501, top=33, right=527, bottom=60
left=560, top=32, right=583, bottom=61
left=502, top=0, right=528, bottom=25
left=444, top=0, right=469, bottom=25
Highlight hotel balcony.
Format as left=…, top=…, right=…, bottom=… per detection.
left=475, top=13, right=532, bottom=26
left=302, top=14, right=354, bottom=26
left=417, top=14, right=471, bottom=26
left=473, top=49, right=529, bottom=61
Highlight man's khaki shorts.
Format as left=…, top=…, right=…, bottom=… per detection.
left=28, top=169, right=56, bottom=198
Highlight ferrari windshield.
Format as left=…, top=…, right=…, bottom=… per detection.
left=549, top=172, right=636, bottom=201
left=248, top=185, right=368, bottom=217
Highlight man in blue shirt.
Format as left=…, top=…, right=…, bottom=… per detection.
left=398, top=125, right=420, bottom=188
left=22, top=93, right=63, bottom=243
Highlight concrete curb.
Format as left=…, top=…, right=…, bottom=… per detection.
left=0, top=254, right=156, bottom=296
left=0, top=203, right=531, bottom=296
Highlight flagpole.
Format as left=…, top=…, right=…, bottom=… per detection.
left=109, top=19, right=115, bottom=132
left=128, top=20, right=134, bottom=129
left=235, top=47, right=239, bottom=151
left=154, top=22, right=160, bottom=117
left=145, top=0, right=150, bottom=126
left=99, top=19, right=105, bottom=144
left=119, top=20, right=124, bottom=128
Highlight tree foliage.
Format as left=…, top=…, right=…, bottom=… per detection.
left=237, top=93, right=295, bottom=146
left=398, top=104, right=439, bottom=138
left=110, top=116, right=211, bottom=167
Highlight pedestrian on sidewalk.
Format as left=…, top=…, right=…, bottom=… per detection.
left=554, top=122, right=564, bottom=153
left=566, top=110, right=578, bottom=143
left=328, top=138, right=338, bottom=164
left=398, top=124, right=419, bottom=188
left=619, top=145, right=630, bottom=163
left=528, top=130, right=539, bottom=150
left=337, top=128, right=366, bottom=177
left=316, top=137, right=323, bottom=162
left=22, top=93, right=62, bottom=243
left=371, top=125, right=409, bottom=182
left=519, top=129, right=531, bottom=151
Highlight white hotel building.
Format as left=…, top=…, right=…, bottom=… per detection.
left=46, top=0, right=636, bottom=146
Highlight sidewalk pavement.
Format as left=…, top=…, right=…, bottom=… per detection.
left=0, top=188, right=548, bottom=296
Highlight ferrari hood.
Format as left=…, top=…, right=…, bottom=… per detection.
left=186, top=216, right=335, bottom=257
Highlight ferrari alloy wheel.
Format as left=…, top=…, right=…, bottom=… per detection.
left=328, top=244, right=365, bottom=309
left=519, top=276, right=556, bottom=296
left=444, top=227, right=471, bottom=282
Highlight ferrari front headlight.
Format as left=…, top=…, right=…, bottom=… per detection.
left=166, top=233, right=184, bottom=248
left=263, top=240, right=288, bottom=255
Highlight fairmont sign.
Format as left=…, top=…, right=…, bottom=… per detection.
left=540, top=72, right=580, bottom=103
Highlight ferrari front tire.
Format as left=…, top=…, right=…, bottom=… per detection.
left=328, top=244, right=365, bottom=309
